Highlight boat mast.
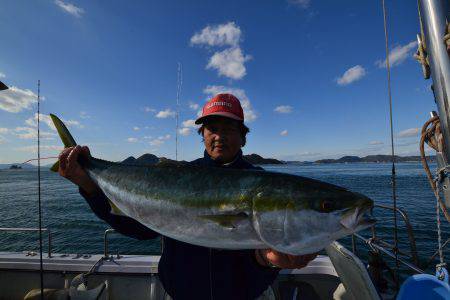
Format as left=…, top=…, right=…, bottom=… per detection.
left=176, top=63, right=182, bottom=161
left=418, top=0, right=450, bottom=208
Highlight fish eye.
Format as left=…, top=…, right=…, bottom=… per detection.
left=321, top=200, right=333, bottom=212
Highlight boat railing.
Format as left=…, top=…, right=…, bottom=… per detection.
left=351, top=204, right=423, bottom=272
left=0, top=227, right=52, bottom=258
left=103, top=228, right=117, bottom=259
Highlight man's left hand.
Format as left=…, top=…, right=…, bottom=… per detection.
left=255, top=249, right=317, bottom=269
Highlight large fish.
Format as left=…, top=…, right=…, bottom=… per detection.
left=50, top=114, right=375, bottom=255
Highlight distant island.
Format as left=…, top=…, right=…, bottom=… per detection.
left=119, top=153, right=435, bottom=165
left=313, top=155, right=435, bottom=164
left=0, top=154, right=437, bottom=170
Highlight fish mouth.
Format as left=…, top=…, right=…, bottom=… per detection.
left=339, top=202, right=376, bottom=231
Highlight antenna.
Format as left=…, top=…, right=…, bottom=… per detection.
left=175, top=62, right=183, bottom=161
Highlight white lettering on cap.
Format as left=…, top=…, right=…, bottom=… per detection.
left=206, top=101, right=233, bottom=109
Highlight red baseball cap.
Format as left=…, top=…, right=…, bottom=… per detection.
left=195, top=93, right=244, bottom=124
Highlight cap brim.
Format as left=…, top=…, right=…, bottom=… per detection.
left=195, top=112, right=244, bottom=124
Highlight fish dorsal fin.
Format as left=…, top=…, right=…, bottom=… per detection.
left=198, top=212, right=249, bottom=229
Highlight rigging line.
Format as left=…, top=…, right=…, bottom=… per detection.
left=37, top=80, right=44, bottom=299
left=22, top=156, right=59, bottom=165
left=381, top=0, right=400, bottom=276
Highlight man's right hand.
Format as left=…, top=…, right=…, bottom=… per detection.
left=58, top=145, right=100, bottom=197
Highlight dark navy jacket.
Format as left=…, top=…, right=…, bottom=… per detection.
left=80, top=150, right=279, bottom=300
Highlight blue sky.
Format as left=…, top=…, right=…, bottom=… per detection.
left=0, top=0, right=435, bottom=163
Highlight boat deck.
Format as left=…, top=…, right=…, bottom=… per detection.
left=0, top=252, right=341, bottom=300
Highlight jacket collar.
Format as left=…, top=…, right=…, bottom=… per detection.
left=203, top=149, right=243, bottom=168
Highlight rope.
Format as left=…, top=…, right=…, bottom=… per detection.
left=420, top=114, right=450, bottom=273
left=414, top=1, right=430, bottom=79
left=419, top=115, right=450, bottom=222
left=436, top=180, right=445, bottom=265
left=444, top=22, right=450, bottom=55
left=381, top=0, right=400, bottom=277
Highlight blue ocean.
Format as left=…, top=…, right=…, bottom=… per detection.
left=0, top=162, right=448, bottom=276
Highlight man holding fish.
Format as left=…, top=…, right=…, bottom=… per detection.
left=57, top=94, right=317, bottom=299
left=55, top=93, right=373, bottom=299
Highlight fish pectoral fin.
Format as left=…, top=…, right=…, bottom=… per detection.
left=108, top=200, right=126, bottom=216
left=198, top=212, right=249, bottom=229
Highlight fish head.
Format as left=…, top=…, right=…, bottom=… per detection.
left=252, top=181, right=375, bottom=255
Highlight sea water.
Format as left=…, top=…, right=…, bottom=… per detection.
left=0, top=162, right=448, bottom=276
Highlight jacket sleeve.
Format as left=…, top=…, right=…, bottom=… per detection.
left=79, top=188, right=159, bottom=240
left=243, top=250, right=280, bottom=298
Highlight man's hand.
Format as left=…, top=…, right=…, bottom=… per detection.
left=58, top=145, right=100, bottom=196
left=255, top=249, right=317, bottom=269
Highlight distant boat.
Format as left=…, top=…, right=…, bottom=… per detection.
left=9, top=165, right=22, bottom=170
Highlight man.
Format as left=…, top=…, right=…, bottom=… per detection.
left=58, top=93, right=316, bottom=299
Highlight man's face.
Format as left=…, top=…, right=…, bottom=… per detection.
left=203, top=117, right=243, bottom=163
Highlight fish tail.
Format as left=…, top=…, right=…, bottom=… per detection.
left=49, top=114, right=77, bottom=172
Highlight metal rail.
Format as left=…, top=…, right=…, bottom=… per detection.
left=372, top=204, right=419, bottom=266
left=104, top=228, right=116, bottom=259
left=353, top=233, right=425, bottom=274
left=0, top=227, right=52, bottom=258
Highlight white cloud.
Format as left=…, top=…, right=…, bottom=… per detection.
left=149, top=139, right=164, bottom=146
left=14, top=127, right=56, bottom=140
left=133, top=126, right=140, bottom=131
left=144, top=106, right=156, bottom=113
left=203, top=85, right=257, bottom=122
left=398, top=128, right=419, bottom=138
left=127, top=137, right=138, bottom=143
left=16, top=145, right=63, bottom=153
left=0, top=128, right=9, bottom=134
left=0, top=86, right=37, bottom=113
left=191, top=22, right=241, bottom=47
left=280, top=130, right=288, bottom=136
left=143, top=135, right=153, bottom=140
left=54, top=0, right=84, bottom=18
left=0, top=72, right=5, bottom=78
left=375, top=41, right=417, bottom=68
left=274, top=105, right=293, bottom=114
left=189, top=102, right=199, bottom=110
left=207, top=47, right=251, bottom=80
left=179, top=128, right=192, bottom=136
left=288, top=0, right=311, bottom=9
left=156, top=108, right=176, bottom=118
left=79, top=111, right=90, bottom=119
left=182, top=119, right=197, bottom=128
left=336, top=65, right=366, bottom=86
left=369, top=140, right=384, bottom=145
left=148, top=134, right=171, bottom=146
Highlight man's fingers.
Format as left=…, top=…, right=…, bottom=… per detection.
left=66, top=145, right=81, bottom=171
left=58, top=147, right=74, bottom=172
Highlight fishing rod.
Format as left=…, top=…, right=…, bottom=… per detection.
left=381, top=0, right=400, bottom=281
left=37, top=80, right=44, bottom=299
